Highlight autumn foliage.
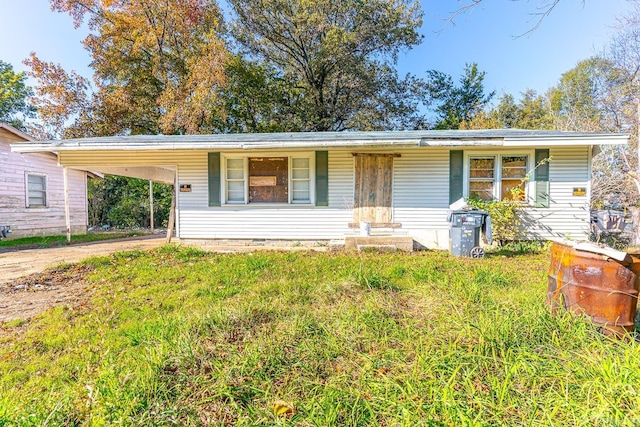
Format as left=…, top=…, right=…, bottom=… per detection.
left=28, top=0, right=228, bottom=137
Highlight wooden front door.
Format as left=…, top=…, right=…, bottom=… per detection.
left=353, top=154, right=394, bottom=224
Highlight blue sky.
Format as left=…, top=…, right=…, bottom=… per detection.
left=0, top=0, right=633, bottom=103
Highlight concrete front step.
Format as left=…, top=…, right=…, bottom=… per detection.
left=344, top=236, right=414, bottom=252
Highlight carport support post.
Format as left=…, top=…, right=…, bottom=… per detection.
left=166, top=185, right=175, bottom=244
left=149, top=180, right=154, bottom=233
left=63, top=166, right=71, bottom=244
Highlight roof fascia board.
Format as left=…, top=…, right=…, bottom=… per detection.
left=503, top=134, right=629, bottom=147
left=12, top=140, right=421, bottom=153
left=420, top=139, right=504, bottom=147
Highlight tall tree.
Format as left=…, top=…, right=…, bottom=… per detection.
left=461, top=89, right=554, bottom=130
left=0, top=60, right=35, bottom=130
left=547, top=57, right=626, bottom=132
left=426, top=63, right=495, bottom=129
left=28, top=0, right=228, bottom=137
left=227, top=0, right=425, bottom=131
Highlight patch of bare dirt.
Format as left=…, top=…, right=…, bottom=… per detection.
left=0, top=264, right=95, bottom=323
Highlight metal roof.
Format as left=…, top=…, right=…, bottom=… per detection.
left=11, top=129, right=629, bottom=153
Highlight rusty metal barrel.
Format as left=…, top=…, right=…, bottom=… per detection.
left=548, top=241, right=640, bottom=336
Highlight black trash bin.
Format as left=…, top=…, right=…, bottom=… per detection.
left=447, top=210, right=491, bottom=257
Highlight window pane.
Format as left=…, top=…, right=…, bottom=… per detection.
left=470, top=158, right=495, bottom=178
left=470, top=181, right=494, bottom=201
left=228, top=181, right=244, bottom=193
left=227, top=192, right=244, bottom=202
left=502, top=156, right=527, bottom=179
left=227, top=169, right=244, bottom=180
left=292, top=158, right=309, bottom=169
left=292, top=191, right=310, bottom=202
left=227, top=158, right=243, bottom=169
left=29, top=196, right=45, bottom=206
left=502, top=180, right=526, bottom=201
left=292, top=168, right=309, bottom=179
left=28, top=175, right=45, bottom=191
left=292, top=180, right=309, bottom=192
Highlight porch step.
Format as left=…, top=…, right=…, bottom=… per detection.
left=345, top=236, right=414, bottom=252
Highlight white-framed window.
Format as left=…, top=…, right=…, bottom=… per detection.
left=466, top=153, right=530, bottom=202
left=225, top=157, right=246, bottom=203
left=26, top=173, right=48, bottom=207
left=290, top=156, right=311, bottom=204
left=221, top=152, right=315, bottom=205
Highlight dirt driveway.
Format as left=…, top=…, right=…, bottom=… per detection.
left=0, top=236, right=167, bottom=286
left=0, top=236, right=166, bottom=323
left=0, top=237, right=330, bottom=323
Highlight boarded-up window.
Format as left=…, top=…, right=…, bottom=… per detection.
left=249, top=157, right=288, bottom=203
left=27, top=174, right=47, bottom=207
left=469, top=157, right=495, bottom=201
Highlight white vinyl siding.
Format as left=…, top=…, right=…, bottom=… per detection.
left=58, top=145, right=593, bottom=246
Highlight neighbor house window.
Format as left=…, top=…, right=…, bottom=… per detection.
left=27, top=174, right=47, bottom=207
left=468, top=155, right=528, bottom=201
left=222, top=153, right=314, bottom=205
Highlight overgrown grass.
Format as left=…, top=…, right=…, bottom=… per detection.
left=0, top=231, right=149, bottom=250
left=1, top=246, right=639, bottom=425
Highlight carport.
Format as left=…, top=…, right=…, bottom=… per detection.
left=11, top=141, right=177, bottom=243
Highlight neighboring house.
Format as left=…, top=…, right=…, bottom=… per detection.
left=1, top=123, right=88, bottom=238
left=12, top=130, right=628, bottom=249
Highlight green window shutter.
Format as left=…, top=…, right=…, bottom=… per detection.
left=208, top=152, right=221, bottom=206
left=534, top=149, right=550, bottom=208
left=449, top=150, right=464, bottom=205
left=315, top=151, right=329, bottom=206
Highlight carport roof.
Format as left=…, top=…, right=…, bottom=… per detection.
left=11, top=129, right=629, bottom=153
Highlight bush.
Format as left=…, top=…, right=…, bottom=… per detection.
left=467, top=195, right=522, bottom=244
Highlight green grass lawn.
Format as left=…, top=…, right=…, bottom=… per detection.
left=0, top=231, right=150, bottom=250
left=1, top=246, right=639, bottom=425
